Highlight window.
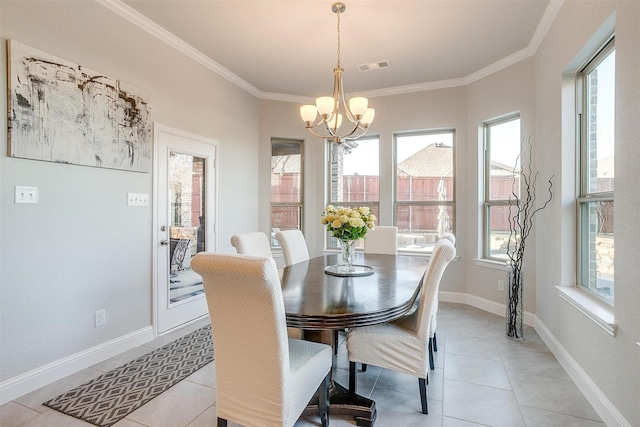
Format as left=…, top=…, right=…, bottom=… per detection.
left=394, top=130, right=455, bottom=253
left=271, top=138, right=303, bottom=247
left=483, top=115, right=521, bottom=260
left=328, top=137, right=379, bottom=248
left=577, top=38, right=615, bottom=304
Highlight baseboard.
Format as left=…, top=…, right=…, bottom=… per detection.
left=534, top=319, right=632, bottom=427
left=0, top=326, right=154, bottom=405
left=439, top=291, right=535, bottom=326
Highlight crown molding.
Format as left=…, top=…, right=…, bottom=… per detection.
left=96, top=0, right=261, bottom=97
left=98, top=0, right=564, bottom=103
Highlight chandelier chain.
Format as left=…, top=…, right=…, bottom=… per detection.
left=336, top=7, right=341, bottom=67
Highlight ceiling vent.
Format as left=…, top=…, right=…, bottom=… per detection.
left=357, top=60, right=391, bottom=72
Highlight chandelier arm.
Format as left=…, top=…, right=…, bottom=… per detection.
left=305, top=117, right=329, bottom=131
left=305, top=126, right=334, bottom=139
left=340, top=123, right=370, bottom=141
left=305, top=119, right=340, bottom=139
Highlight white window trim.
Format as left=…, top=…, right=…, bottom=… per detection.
left=556, top=286, right=616, bottom=336
left=482, top=114, right=520, bottom=262
left=474, top=258, right=509, bottom=271
left=575, top=36, right=615, bottom=304
left=393, top=129, right=457, bottom=253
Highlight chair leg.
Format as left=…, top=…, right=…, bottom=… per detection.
left=319, top=373, right=330, bottom=427
left=333, top=330, right=339, bottom=355
left=418, top=377, right=428, bottom=414
left=349, top=361, right=357, bottom=396
left=433, top=331, right=438, bottom=352
left=361, top=363, right=367, bottom=372
left=217, top=418, right=228, bottom=427
left=428, top=337, right=435, bottom=370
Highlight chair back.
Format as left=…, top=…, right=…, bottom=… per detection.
left=440, top=232, right=456, bottom=246
left=431, top=232, right=456, bottom=319
left=275, top=229, right=310, bottom=267
left=364, top=226, right=398, bottom=255
left=230, top=232, right=273, bottom=258
left=408, top=238, right=455, bottom=336
left=191, top=253, right=291, bottom=424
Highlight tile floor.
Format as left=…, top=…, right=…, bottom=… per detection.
left=1, top=303, right=605, bottom=427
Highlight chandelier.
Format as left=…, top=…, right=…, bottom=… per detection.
left=299, top=2, right=375, bottom=147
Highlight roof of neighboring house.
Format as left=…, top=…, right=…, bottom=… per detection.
left=398, top=144, right=454, bottom=177
left=398, top=144, right=519, bottom=178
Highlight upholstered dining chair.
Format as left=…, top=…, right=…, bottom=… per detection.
left=275, top=229, right=310, bottom=267
left=427, top=232, right=456, bottom=369
left=231, top=232, right=302, bottom=339
left=363, top=225, right=398, bottom=255
left=346, top=238, right=455, bottom=414
left=230, top=232, right=273, bottom=258
left=191, top=253, right=331, bottom=427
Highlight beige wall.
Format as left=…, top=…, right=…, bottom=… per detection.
left=0, top=0, right=259, bottom=385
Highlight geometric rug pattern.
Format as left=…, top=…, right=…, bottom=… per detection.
left=44, top=325, right=213, bottom=427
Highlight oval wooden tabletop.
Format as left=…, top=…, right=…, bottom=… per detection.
left=281, top=253, right=429, bottom=330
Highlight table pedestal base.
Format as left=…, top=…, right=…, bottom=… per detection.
left=301, top=330, right=377, bottom=426
left=304, top=381, right=377, bottom=427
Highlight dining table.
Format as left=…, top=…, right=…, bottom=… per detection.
left=280, top=252, right=429, bottom=427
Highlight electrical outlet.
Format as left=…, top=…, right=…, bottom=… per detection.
left=95, top=309, right=106, bottom=326
left=497, top=279, right=505, bottom=291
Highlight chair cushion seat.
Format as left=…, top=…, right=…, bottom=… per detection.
left=347, top=318, right=429, bottom=378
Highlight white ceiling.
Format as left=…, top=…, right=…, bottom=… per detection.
left=114, top=0, right=557, bottom=101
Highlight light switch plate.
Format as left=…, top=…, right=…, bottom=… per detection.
left=127, top=193, right=149, bottom=207
left=15, top=186, right=39, bottom=204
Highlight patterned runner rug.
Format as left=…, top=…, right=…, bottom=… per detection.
left=44, top=325, right=213, bottom=427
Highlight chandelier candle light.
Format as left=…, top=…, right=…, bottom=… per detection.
left=300, top=2, right=375, bottom=146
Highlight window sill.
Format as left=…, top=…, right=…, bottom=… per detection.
left=556, top=286, right=617, bottom=336
left=474, top=258, right=508, bottom=271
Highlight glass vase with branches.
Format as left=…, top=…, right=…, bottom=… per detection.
left=505, top=137, right=554, bottom=340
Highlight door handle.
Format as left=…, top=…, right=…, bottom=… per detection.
left=160, top=239, right=169, bottom=246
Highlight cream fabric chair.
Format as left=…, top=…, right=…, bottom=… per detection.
left=346, top=238, right=455, bottom=414
left=275, top=229, right=310, bottom=267
left=191, top=253, right=331, bottom=427
left=230, top=232, right=273, bottom=258
left=428, top=232, right=455, bottom=369
left=363, top=225, right=398, bottom=255
left=231, top=231, right=303, bottom=339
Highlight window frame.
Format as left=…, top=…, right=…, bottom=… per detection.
left=482, top=114, right=521, bottom=261
left=576, top=37, right=615, bottom=305
left=326, top=136, right=380, bottom=250
left=270, top=138, right=304, bottom=247
left=393, top=129, right=456, bottom=254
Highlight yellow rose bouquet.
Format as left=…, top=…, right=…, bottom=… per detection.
left=321, top=205, right=376, bottom=241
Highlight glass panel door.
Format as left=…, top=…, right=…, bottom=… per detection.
left=156, top=124, right=217, bottom=334
left=168, top=151, right=205, bottom=305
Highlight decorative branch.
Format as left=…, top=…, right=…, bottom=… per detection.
left=505, top=136, right=554, bottom=339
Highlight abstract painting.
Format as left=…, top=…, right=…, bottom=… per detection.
left=7, top=40, right=152, bottom=172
